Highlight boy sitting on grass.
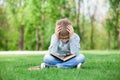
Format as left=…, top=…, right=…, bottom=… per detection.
left=41, top=18, right=85, bottom=69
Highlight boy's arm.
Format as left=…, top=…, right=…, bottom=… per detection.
left=48, top=34, right=59, bottom=54
left=69, top=33, right=80, bottom=55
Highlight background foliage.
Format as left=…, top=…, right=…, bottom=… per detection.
left=0, top=0, right=120, bottom=50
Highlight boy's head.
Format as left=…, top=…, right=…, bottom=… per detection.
left=56, top=18, right=72, bottom=42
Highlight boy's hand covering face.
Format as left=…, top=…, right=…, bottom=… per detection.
left=66, top=25, right=74, bottom=38
left=55, top=25, right=61, bottom=38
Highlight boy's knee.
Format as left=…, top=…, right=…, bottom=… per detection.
left=44, top=54, right=55, bottom=64
left=44, top=54, right=51, bottom=62
left=76, top=54, right=85, bottom=63
left=80, top=54, right=85, bottom=59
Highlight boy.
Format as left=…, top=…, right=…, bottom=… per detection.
left=41, top=18, right=85, bottom=69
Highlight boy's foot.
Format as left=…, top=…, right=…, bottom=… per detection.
left=41, top=63, right=50, bottom=69
left=77, top=63, right=82, bottom=69
left=28, top=63, right=48, bottom=70
left=41, top=63, right=46, bottom=69
left=41, top=63, right=57, bottom=69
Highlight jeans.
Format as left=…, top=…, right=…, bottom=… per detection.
left=44, top=54, right=85, bottom=68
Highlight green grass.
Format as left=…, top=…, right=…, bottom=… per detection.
left=0, top=51, right=120, bottom=80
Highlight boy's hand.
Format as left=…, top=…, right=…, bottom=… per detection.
left=67, top=25, right=74, bottom=38
left=55, top=25, right=61, bottom=38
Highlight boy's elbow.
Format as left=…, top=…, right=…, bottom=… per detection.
left=71, top=49, right=80, bottom=55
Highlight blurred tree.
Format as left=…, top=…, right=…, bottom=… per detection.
left=18, top=0, right=24, bottom=50
left=81, top=0, right=85, bottom=36
left=105, top=0, right=120, bottom=49
left=105, top=18, right=112, bottom=49
left=5, top=0, right=25, bottom=50
left=87, top=0, right=98, bottom=49
left=0, top=5, right=9, bottom=50
left=76, top=0, right=81, bottom=37
left=23, top=0, right=42, bottom=50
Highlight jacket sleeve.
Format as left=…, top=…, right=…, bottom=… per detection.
left=48, top=34, right=59, bottom=54
left=69, top=33, right=80, bottom=55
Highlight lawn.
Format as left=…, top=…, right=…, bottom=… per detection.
left=0, top=51, right=120, bottom=80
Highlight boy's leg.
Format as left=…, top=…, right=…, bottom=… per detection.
left=44, top=54, right=62, bottom=66
left=56, top=54, right=85, bottom=68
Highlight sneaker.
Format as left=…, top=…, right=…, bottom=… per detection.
left=41, top=63, right=46, bottom=69
left=77, top=63, right=82, bottom=69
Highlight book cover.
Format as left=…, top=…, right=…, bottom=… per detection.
left=51, top=53, right=75, bottom=61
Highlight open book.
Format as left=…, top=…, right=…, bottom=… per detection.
left=51, top=53, right=75, bottom=61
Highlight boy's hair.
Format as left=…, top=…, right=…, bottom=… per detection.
left=56, top=18, right=72, bottom=38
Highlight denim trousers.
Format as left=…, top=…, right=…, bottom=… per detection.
left=44, top=54, right=85, bottom=68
